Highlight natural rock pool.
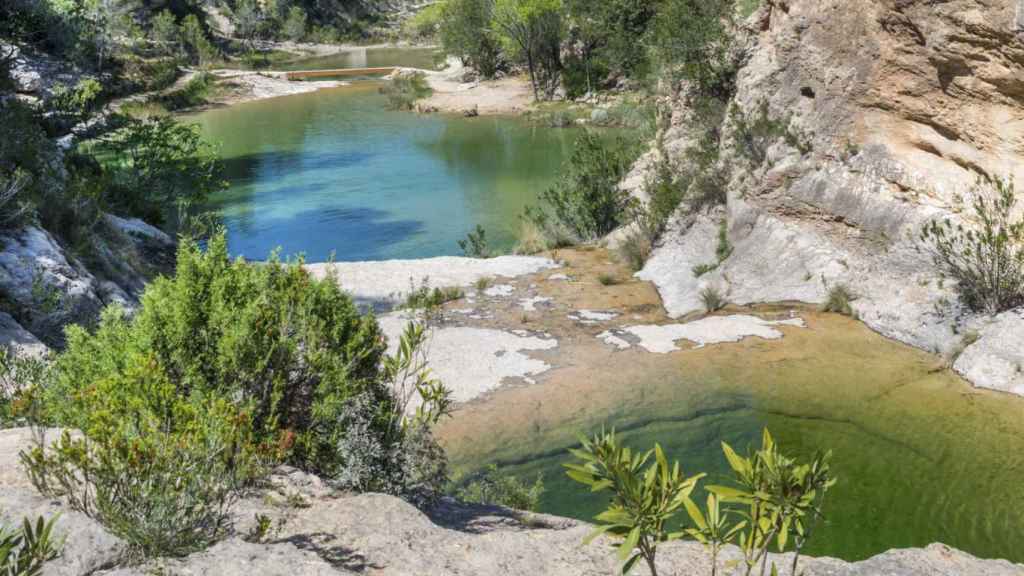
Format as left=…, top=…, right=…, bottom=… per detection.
left=187, top=82, right=578, bottom=262
left=439, top=309, right=1024, bottom=564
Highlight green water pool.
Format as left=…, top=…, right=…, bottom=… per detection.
left=442, top=314, right=1024, bottom=563
left=187, top=82, right=578, bottom=262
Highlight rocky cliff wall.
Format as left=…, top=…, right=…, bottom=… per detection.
left=639, top=0, right=1024, bottom=395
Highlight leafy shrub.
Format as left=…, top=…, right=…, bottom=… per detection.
left=700, top=286, right=726, bottom=313
left=565, top=430, right=703, bottom=576
left=0, top=171, right=33, bottom=232
left=651, top=0, right=738, bottom=99
left=0, top=349, right=52, bottom=429
left=567, top=429, right=835, bottom=576
left=822, top=284, right=856, bottom=316
left=598, top=273, right=620, bottom=286
left=920, top=177, right=1024, bottom=314
left=49, top=78, right=103, bottom=126
left=455, top=464, right=545, bottom=511
left=458, top=225, right=492, bottom=258
left=715, top=221, right=733, bottom=262
left=692, top=263, right=717, bottom=278
left=402, top=278, right=465, bottom=322
left=155, top=72, right=215, bottom=111
left=283, top=6, right=308, bottom=42
left=440, top=0, right=502, bottom=78
left=94, top=115, right=225, bottom=227
left=404, top=3, right=443, bottom=40
left=381, top=72, right=433, bottom=111
left=618, top=229, right=653, bottom=272
left=525, top=132, right=638, bottom=243
left=0, top=515, right=60, bottom=576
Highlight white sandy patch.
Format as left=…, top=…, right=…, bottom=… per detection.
left=519, top=296, right=552, bottom=311
left=484, top=284, right=516, bottom=297
left=597, top=330, right=631, bottom=350
left=306, top=256, right=556, bottom=307
left=378, top=314, right=558, bottom=404
left=548, top=273, right=571, bottom=281
left=569, top=310, right=620, bottom=324
left=623, top=315, right=806, bottom=354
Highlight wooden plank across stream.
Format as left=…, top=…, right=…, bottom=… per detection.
left=285, top=67, right=397, bottom=80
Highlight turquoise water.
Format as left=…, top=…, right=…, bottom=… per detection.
left=188, top=82, right=578, bottom=262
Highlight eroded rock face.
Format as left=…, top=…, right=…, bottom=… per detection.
left=642, top=0, right=1024, bottom=394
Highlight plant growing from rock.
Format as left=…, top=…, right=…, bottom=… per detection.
left=822, top=284, right=856, bottom=317
left=700, top=286, right=726, bottom=313
left=0, top=515, right=60, bottom=576
left=565, top=429, right=704, bottom=576
left=381, top=72, right=433, bottom=111
left=920, top=177, right=1024, bottom=315
left=683, top=493, right=744, bottom=576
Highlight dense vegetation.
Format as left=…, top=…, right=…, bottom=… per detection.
left=12, top=234, right=454, bottom=557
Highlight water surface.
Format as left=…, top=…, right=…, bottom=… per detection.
left=441, top=313, right=1024, bottom=563
left=189, top=82, right=577, bottom=261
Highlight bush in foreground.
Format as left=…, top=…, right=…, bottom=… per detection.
left=454, top=464, right=545, bottom=512
left=22, top=233, right=453, bottom=556
left=0, top=515, right=60, bottom=576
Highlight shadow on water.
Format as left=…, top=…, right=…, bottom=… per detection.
left=215, top=149, right=377, bottom=187
left=223, top=204, right=423, bottom=262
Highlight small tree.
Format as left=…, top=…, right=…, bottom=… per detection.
left=151, top=9, right=181, bottom=57
left=525, top=132, right=637, bottom=242
left=920, top=177, right=1024, bottom=315
left=491, top=0, right=563, bottom=100
left=565, top=430, right=704, bottom=576
left=458, top=225, right=491, bottom=258
left=439, top=0, right=502, bottom=78
left=181, top=14, right=218, bottom=68
left=650, top=0, right=737, bottom=99
left=283, top=6, right=307, bottom=42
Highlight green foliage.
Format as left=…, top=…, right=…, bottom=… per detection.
left=402, top=278, right=465, bottom=321
left=283, top=6, right=309, bottom=42
left=526, top=132, right=638, bottom=242
left=692, top=263, right=717, bottom=278
left=0, top=515, right=60, bottom=576
left=50, top=78, right=104, bottom=125
left=440, top=0, right=503, bottom=78
left=565, top=429, right=704, bottom=576
left=561, top=0, right=654, bottom=95
left=380, top=72, right=433, bottom=111
left=181, top=14, right=218, bottom=68
left=709, top=430, right=836, bottom=576
left=715, top=221, right=733, bottom=262
left=920, top=177, right=1024, bottom=314
left=0, top=349, right=51, bottom=429
left=491, top=0, right=564, bottom=100
left=617, top=229, right=653, bottom=272
left=651, top=0, right=737, bottom=98
left=568, top=429, right=835, bottom=576
left=150, top=10, right=181, bottom=57
left=700, top=286, right=726, bottom=313
left=455, top=464, right=545, bottom=511
left=95, top=115, right=225, bottom=227
left=822, top=284, right=856, bottom=317
left=0, top=171, right=33, bottom=232
left=458, top=225, right=492, bottom=258
left=598, top=273, right=620, bottom=286
left=404, top=2, right=443, bottom=41
left=155, top=72, right=215, bottom=111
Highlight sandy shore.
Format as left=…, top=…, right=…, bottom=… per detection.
left=396, top=59, right=536, bottom=116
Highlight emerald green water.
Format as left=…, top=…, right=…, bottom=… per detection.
left=442, top=314, right=1024, bottom=563
left=187, top=82, right=576, bottom=261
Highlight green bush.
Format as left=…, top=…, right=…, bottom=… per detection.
left=95, top=115, right=225, bottom=227
left=458, top=224, right=492, bottom=258
left=439, top=0, right=503, bottom=78
left=920, top=177, right=1024, bottom=314
left=49, top=78, right=103, bottom=126
left=822, top=284, right=856, bottom=316
left=651, top=0, right=738, bottom=99
left=525, top=132, right=638, bottom=243
left=700, top=286, right=726, bottom=313
left=454, top=464, right=545, bottom=511
left=23, top=234, right=455, bottom=555
left=380, top=72, right=433, bottom=111
left=283, top=6, right=308, bottom=42
left=155, top=72, right=215, bottom=111
left=566, top=430, right=703, bottom=576
left=567, top=429, right=835, bottom=576
left=0, top=349, right=51, bottom=429
left=404, top=3, right=443, bottom=41
left=0, top=515, right=60, bottom=576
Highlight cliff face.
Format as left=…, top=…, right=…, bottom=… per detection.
left=640, top=0, right=1024, bottom=395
